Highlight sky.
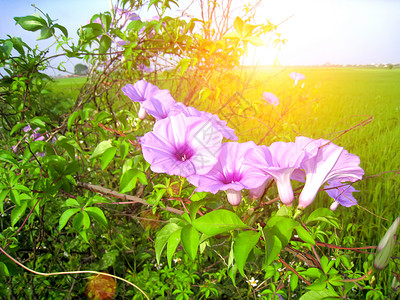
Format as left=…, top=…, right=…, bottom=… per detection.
left=1, top=0, right=399, bottom=72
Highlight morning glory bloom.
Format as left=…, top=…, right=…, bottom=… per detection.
left=262, top=92, right=279, bottom=106
left=325, top=181, right=359, bottom=211
left=297, top=136, right=364, bottom=209
left=169, top=102, right=238, bottom=141
left=246, top=141, right=306, bottom=206
left=115, top=8, right=140, bottom=27
left=114, top=39, right=127, bottom=47
left=187, top=141, right=265, bottom=206
left=140, top=113, right=223, bottom=177
left=141, top=97, right=176, bottom=120
left=122, top=80, right=174, bottom=119
left=24, top=125, right=45, bottom=141
left=139, top=63, right=151, bottom=73
left=289, top=72, right=305, bottom=86
left=249, top=179, right=270, bottom=199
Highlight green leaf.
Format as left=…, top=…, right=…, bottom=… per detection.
left=100, top=13, right=112, bottom=31
left=67, top=111, right=79, bottom=130
left=100, top=249, right=119, bottom=269
left=37, top=26, right=53, bottom=40
left=85, top=206, right=108, bottom=228
left=73, top=211, right=90, bottom=231
left=81, top=23, right=104, bottom=41
left=167, top=229, right=182, bottom=268
left=99, top=35, right=111, bottom=54
left=10, top=122, right=27, bottom=136
left=56, top=136, right=82, bottom=159
left=233, top=17, right=244, bottom=35
left=0, top=262, right=10, bottom=276
left=188, top=200, right=206, bottom=221
left=136, top=172, right=148, bottom=185
left=119, top=141, right=129, bottom=160
left=264, top=232, right=282, bottom=266
left=178, top=58, right=191, bottom=76
left=181, top=224, right=199, bottom=261
left=63, top=161, right=80, bottom=175
left=126, top=19, right=145, bottom=31
left=78, top=230, right=89, bottom=243
left=65, top=198, right=80, bottom=207
left=228, top=263, right=238, bottom=286
left=59, top=208, right=80, bottom=231
left=295, top=225, right=315, bottom=245
left=0, top=154, right=18, bottom=165
left=305, top=277, right=327, bottom=291
left=245, top=36, right=264, bottom=46
left=223, top=31, right=240, bottom=40
left=233, top=230, right=261, bottom=276
left=30, top=117, right=47, bottom=128
left=290, top=274, right=299, bottom=290
left=267, top=216, right=298, bottom=247
left=190, top=192, right=208, bottom=202
left=10, top=189, right=20, bottom=206
left=306, top=208, right=336, bottom=225
left=11, top=201, right=28, bottom=226
left=53, top=23, right=68, bottom=37
left=299, top=289, right=339, bottom=300
left=90, top=140, right=113, bottom=160
left=11, top=37, right=28, bottom=55
left=119, top=168, right=139, bottom=194
left=101, top=147, right=117, bottom=170
left=1, top=40, right=13, bottom=59
left=14, top=15, right=46, bottom=32
left=192, top=210, right=247, bottom=236
left=300, top=268, right=323, bottom=278
left=12, top=185, right=30, bottom=193
left=94, top=111, right=112, bottom=124
left=0, top=190, right=8, bottom=214
left=155, top=223, right=181, bottom=264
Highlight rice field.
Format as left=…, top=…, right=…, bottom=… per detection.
left=246, top=66, right=400, bottom=246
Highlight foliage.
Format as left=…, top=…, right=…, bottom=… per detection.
left=0, top=0, right=399, bottom=299
left=74, top=63, right=89, bottom=75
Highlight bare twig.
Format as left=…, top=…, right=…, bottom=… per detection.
left=77, top=182, right=184, bottom=215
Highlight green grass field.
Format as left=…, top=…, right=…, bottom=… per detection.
left=250, top=66, right=400, bottom=246
left=50, top=76, right=87, bottom=97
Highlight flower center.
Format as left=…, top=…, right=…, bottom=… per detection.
left=222, top=170, right=243, bottom=184
left=175, top=144, right=194, bottom=162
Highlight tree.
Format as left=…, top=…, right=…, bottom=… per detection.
left=74, top=63, right=89, bottom=75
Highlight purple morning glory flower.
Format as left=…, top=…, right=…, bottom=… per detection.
left=289, top=72, right=305, bottom=86
left=263, top=92, right=279, bottom=106
left=139, top=63, right=151, bottom=72
left=169, top=102, right=238, bottom=141
left=246, top=141, right=305, bottom=206
left=114, top=39, right=127, bottom=47
left=297, top=136, right=364, bottom=209
left=116, top=8, right=140, bottom=26
left=23, top=125, right=45, bottom=141
left=122, top=80, right=175, bottom=119
left=249, top=179, right=271, bottom=199
left=122, top=80, right=170, bottom=103
left=187, top=141, right=265, bottom=206
left=140, top=113, right=223, bottom=177
left=141, top=97, right=176, bottom=120
left=325, top=181, right=359, bottom=211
